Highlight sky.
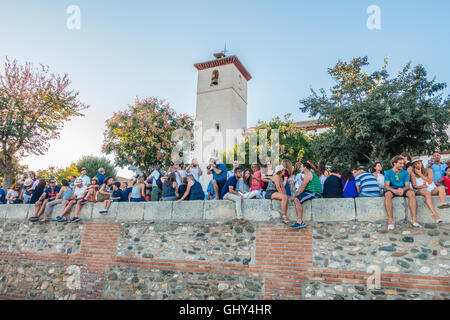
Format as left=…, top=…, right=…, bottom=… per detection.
left=1, top=0, right=449, bottom=178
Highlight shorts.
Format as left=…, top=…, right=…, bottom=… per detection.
left=265, top=190, right=276, bottom=199
left=385, top=189, right=412, bottom=198
left=96, top=192, right=109, bottom=202
left=296, top=191, right=322, bottom=203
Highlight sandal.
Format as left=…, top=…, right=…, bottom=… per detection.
left=281, top=215, right=289, bottom=224
left=39, top=218, right=49, bottom=223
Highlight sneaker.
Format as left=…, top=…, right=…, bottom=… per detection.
left=412, top=222, right=422, bottom=228
left=71, top=217, right=80, bottom=223
left=57, top=216, right=68, bottom=222
left=99, top=209, right=108, bottom=215
left=438, top=203, right=450, bottom=209
left=290, top=221, right=307, bottom=230
left=79, top=198, right=87, bottom=204
left=29, top=216, right=39, bottom=222
left=436, top=219, right=443, bottom=224
left=387, top=224, right=395, bottom=231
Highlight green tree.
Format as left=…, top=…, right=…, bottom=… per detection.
left=225, top=114, right=313, bottom=169
left=102, top=97, right=193, bottom=173
left=75, top=155, right=117, bottom=178
left=0, top=58, right=88, bottom=188
left=299, top=56, right=450, bottom=169
left=37, top=164, right=80, bottom=183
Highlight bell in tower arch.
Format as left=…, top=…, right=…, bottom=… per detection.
left=211, top=70, right=219, bottom=86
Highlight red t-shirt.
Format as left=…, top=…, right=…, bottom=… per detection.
left=443, top=177, right=450, bottom=196
left=251, top=171, right=264, bottom=191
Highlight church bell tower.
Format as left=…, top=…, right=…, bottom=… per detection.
left=193, top=52, right=252, bottom=163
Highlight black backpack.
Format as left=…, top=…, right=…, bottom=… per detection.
left=155, top=171, right=163, bottom=190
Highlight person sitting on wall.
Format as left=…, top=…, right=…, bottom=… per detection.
left=207, top=157, right=227, bottom=200
left=436, top=167, right=450, bottom=196
left=95, top=168, right=106, bottom=187
left=177, top=177, right=188, bottom=200
left=6, top=183, right=22, bottom=204
left=354, top=166, right=381, bottom=197
left=220, top=167, right=248, bottom=226
left=29, top=178, right=61, bottom=222
left=186, top=159, right=202, bottom=182
left=28, top=178, right=48, bottom=221
left=236, top=169, right=261, bottom=199
left=99, top=182, right=122, bottom=215
left=96, top=177, right=114, bottom=202
left=250, top=164, right=264, bottom=196
left=341, top=169, right=358, bottom=198
left=44, top=179, right=72, bottom=222
left=120, top=182, right=133, bottom=202
left=384, top=155, right=420, bottom=230
left=410, top=157, right=448, bottom=223
left=58, top=178, right=87, bottom=223
left=292, top=162, right=323, bottom=230
left=177, top=175, right=205, bottom=202
left=129, top=177, right=147, bottom=202
left=322, top=168, right=343, bottom=198
left=370, top=162, right=385, bottom=195
left=161, top=172, right=179, bottom=202
left=426, top=151, right=448, bottom=186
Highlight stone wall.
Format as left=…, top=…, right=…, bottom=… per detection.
left=0, top=197, right=449, bottom=300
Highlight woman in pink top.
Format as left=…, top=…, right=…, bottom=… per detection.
left=250, top=164, right=264, bottom=191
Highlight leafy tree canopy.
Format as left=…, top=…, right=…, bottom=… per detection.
left=299, top=56, right=450, bottom=169
left=102, top=97, right=193, bottom=174
left=75, top=155, right=116, bottom=179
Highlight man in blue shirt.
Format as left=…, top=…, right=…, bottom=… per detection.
left=426, top=152, right=448, bottom=185
left=354, top=166, right=381, bottom=197
left=120, top=182, right=132, bottom=202
left=384, top=155, right=419, bottom=230
left=0, top=187, right=6, bottom=204
left=206, top=157, right=227, bottom=200
left=95, top=168, right=106, bottom=186
left=220, top=168, right=246, bottom=225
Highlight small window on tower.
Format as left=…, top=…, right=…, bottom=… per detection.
left=238, top=75, right=242, bottom=89
left=215, top=123, right=220, bottom=131
left=211, top=70, right=219, bottom=87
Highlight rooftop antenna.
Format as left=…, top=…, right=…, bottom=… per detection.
left=213, top=42, right=229, bottom=59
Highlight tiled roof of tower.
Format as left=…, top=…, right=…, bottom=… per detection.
left=194, top=56, right=252, bottom=81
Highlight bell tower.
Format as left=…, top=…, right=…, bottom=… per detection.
left=193, top=52, right=252, bottom=164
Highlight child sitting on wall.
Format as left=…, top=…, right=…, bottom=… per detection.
left=99, top=182, right=122, bottom=214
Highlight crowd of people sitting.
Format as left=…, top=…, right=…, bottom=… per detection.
left=0, top=152, right=449, bottom=230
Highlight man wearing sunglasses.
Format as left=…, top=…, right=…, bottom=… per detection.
left=384, top=155, right=420, bottom=230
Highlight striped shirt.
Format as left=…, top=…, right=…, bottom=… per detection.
left=305, top=172, right=323, bottom=196
left=355, top=171, right=381, bottom=197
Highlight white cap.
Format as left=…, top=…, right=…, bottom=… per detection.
left=274, top=165, right=285, bottom=174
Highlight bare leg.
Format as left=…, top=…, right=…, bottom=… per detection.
left=74, top=201, right=82, bottom=218
left=34, top=201, right=42, bottom=217
left=212, top=180, right=219, bottom=200
left=105, top=200, right=112, bottom=210
left=406, top=190, right=418, bottom=223
left=37, top=199, right=49, bottom=218
left=61, top=200, right=76, bottom=217
left=418, top=190, right=440, bottom=220
left=432, top=186, right=447, bottom=204
left=384, top=192, right=394, bottom=225
left=293, top=197, right=303, bottom=223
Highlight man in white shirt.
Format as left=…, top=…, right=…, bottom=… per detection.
left=78, top=168, right=91, bottom=187
left=186, top=159, right=203, bottom=181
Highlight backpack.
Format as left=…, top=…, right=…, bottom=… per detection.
left=155, top=171, right=163, bottom=190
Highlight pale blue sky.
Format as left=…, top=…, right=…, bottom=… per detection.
left=1, top=0, right=449, bottom=177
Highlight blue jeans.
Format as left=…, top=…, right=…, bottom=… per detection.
left=130, top=198, right=146, bottom=202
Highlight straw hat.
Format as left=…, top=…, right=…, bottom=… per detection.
left=274, top=165, right=285, bottom=174
left=411, top=156, right=422, bottom=164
